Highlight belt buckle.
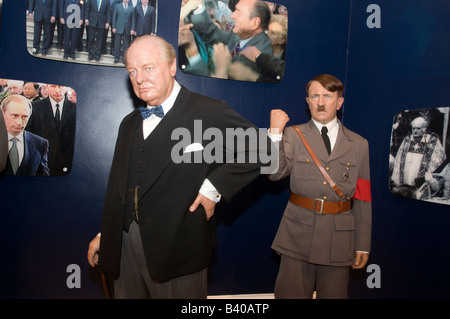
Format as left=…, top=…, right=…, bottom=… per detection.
left=313, top=198, right=325, bottom=214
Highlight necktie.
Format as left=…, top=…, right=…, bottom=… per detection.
left=231, top=42, right=241, bottom=57
left=55, top=104, right=61, bottom=130
left=139, top=105, right=164, bottom=119
left=9, top=137, right=19, bottom=175
left=321, top=126, right=331, bottom=155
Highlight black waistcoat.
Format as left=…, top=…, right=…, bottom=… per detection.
left=123, top=119, right=148, bottom=231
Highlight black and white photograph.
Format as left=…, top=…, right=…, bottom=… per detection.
left=389, top=107, right=450, bottom=205
left=26, top=0, right=158, bottom=66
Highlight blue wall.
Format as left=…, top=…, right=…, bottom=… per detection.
left=0, top=0, right=449, bottom=298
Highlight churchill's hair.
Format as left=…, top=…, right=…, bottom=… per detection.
left=306, top=74, right=344, bottom=97
left=125, top=35, right=177, bottom=65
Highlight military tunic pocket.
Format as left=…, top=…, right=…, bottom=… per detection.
left=276, top=206, right=315, bottom=257
left=293, top=152, right=318, bottom=181
left=330, top=213, right=355, bottom=262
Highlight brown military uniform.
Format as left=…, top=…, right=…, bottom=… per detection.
left=270, top=120, right=372, bottom=298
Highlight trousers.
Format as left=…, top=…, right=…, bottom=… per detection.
left=113, top=221, right=208, bottom=299
left=274, top=255, right=349, bottom=299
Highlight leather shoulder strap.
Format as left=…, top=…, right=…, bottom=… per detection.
left=292, top=125, right=349, bottom=200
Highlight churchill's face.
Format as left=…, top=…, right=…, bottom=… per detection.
left=126, top=38, right=176, bottom=106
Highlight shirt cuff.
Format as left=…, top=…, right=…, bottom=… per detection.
left=267, top=129, right=282, bottom=142
left=199, top=179, right=221, bottom=203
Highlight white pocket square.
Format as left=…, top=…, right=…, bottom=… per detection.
left=183, top=142, right=204, bottom=153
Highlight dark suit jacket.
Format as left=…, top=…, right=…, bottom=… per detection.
left=85, top=0, right=111, bottom=27
left=0, top=111, right=7, bottom=173
left=59, top=0, right=85, bottom=21
left=112, top=2, right=135, bottom=35
left=99, top=86, right=265, bottom=282
left=29, top=0, right=57, bottom=22
left=132, top=4, right=155, bottom=36
left=26, top=97, right=76, bottom=176
left=270, top=120, right=372, bottom=266
left=6, top=131, right=50, bottom=176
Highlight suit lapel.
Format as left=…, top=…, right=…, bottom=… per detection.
left=138, top=87, right=193, bottom=200
left=60, top=100, right=74, bottom=130
left=328, top=120, right=353, bottom=162
left=44, top=98, right=58, bottom=131
left=117, top=111, right=140, bottom=202
left=18, top=131, right=34, bottom=174
left=302, top=120, right=330, bottom=161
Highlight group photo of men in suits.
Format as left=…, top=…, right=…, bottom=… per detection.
left=179, top=0, right=287, bottom=82
left=0, top=78, right=76, bottom=176
left=27, top=0, right=157, bottom=65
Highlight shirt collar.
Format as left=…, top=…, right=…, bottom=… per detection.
left=312, top=117, right=338, bottom=132
left=147, top=80, right=181, bottom=116
left=50, top=96, right=65, bottom=107
left=8, top=131, right=24, bottom=143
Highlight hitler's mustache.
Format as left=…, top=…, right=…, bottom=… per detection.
left=317, top=105, right=326, bottom=111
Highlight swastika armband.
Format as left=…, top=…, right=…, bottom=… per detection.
left=353, top=178, right=372, bottom=202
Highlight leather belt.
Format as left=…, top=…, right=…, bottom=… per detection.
left=289, top=192, right=351, bottom=214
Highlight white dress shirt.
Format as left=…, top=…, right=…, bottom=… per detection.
left=141, top=80, right=221, bottom=203
left=49, top=97, right=65, bottom=120
left=311, top=117, right=339, bottom=152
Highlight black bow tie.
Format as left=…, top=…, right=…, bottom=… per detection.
left=139, top=105, right=164, bottom=119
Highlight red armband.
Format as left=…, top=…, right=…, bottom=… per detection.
left=353, top=178, right=372, bottom=202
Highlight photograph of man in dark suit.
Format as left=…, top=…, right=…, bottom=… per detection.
left=85, top=0, right=111, bottom=62
left=26, top=85, right=76, bottom=176
left=28, top=0, right=57, bottom=55
left=268, top=74, right=372, bottom=298
left=59, top=0, right=85, bottom=59
left=0, top=107, right=8, bottom=173
left=87, top=35, right=267, bottom=298
left=186, top=0, right=272, bottom=80
left=2, top=95, right=49, bottom=176
left=131, top=0, right=156, bottom=37
left=111, top=0, right=135, bottom=63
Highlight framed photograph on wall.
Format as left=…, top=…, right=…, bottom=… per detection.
left=178, top=0, right=287, bottom=83
left=26, top=0, right=158, bottom=66
left=1, top=78, right=76, bottom=176
left=389, top=107, right=450, bottom=205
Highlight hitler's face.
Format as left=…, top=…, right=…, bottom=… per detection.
left=126, top=38, right=176, bottom=106
left=3, top=100, right=31, bottom=136
left=306, top=81, right=344, bottom=125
